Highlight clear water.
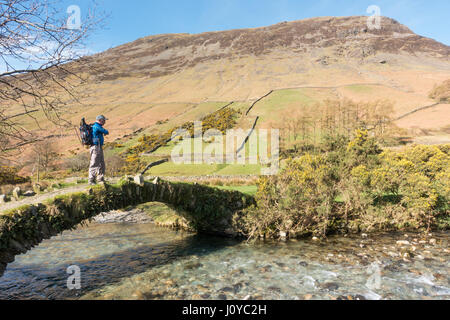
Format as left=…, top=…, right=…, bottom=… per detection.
left=0, top=221, right=448, bottom=300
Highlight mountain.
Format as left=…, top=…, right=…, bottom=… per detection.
left=9, top=16, right=450, bottom=167
left=89, top=16, right=449, bottom=81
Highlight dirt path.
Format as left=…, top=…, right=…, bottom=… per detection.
left=0, top=184, right=91, bottom=214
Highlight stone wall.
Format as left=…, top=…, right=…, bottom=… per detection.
left=0, top=178, right=255, bottom=278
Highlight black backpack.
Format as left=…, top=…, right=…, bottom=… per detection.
left=79, top=118, right=94, bottom=146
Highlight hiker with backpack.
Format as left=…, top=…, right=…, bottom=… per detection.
left=86, top=115, right=109, bottom=185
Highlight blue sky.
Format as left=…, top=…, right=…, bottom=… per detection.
left=62, top=0, right=450, bottom=53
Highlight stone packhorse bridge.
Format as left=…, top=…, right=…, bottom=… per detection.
left=0, top=177, right=255, bottom=278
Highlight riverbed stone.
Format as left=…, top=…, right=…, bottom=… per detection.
left=275, top=262, right=286, bottom=268
left=165, top=279, right=175, bottom=287
left=196, top=284, right=208, bottom=291
left=232, top=282, right=243, bottom=293
left=230, top=268, right=245, bottom=276
left=396, top=240, right=410, bottom=246
left=183, top=262, right=203, bottom=270
left=252, top=293, right=263, bottom=300
left=217, top=293, right=227, bottom=300
left=402, top=252, right=413, bottom=259
left=268, top=286, right=282, bottom=293
left=320, top=282, right=339, bottom=291
left=260, top=265, right=272, bottom=273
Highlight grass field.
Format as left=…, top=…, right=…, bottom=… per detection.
left=215, top=185, right=258, bottom=196
left=345, top=84, right=374, bottom=93
left=245, top=88, right=333, bottom=126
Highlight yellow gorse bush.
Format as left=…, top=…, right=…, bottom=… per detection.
left=350, top=143, right=449, bottom=230
left=239, top=130, right=449, bottom=239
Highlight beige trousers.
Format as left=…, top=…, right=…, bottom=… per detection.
left=89, top=145, right=105, bottom=183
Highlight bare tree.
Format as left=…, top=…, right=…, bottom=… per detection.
left=0, top=0, right=102, bottom=158
left=31, top=138, right=60, bottom=180
left=105, top=152, right=126, bottom=177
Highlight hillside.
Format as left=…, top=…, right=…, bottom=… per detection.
left=6, top=15, right=450, bottom=173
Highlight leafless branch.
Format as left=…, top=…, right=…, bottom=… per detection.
left=0, top=0, right=104, bottom=158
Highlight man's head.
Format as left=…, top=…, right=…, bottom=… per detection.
left=96, top=115, right=108, bottom=125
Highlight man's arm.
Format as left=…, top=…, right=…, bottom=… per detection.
left=99, top=126, right=109, bottom=135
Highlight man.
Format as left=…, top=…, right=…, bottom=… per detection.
left=89, top=115, right=109, bottom=185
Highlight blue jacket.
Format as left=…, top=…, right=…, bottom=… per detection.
left=92, top=122, right=109, bottom=146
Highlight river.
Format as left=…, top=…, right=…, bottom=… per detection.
left=0, top=212, right=448, bottom=300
